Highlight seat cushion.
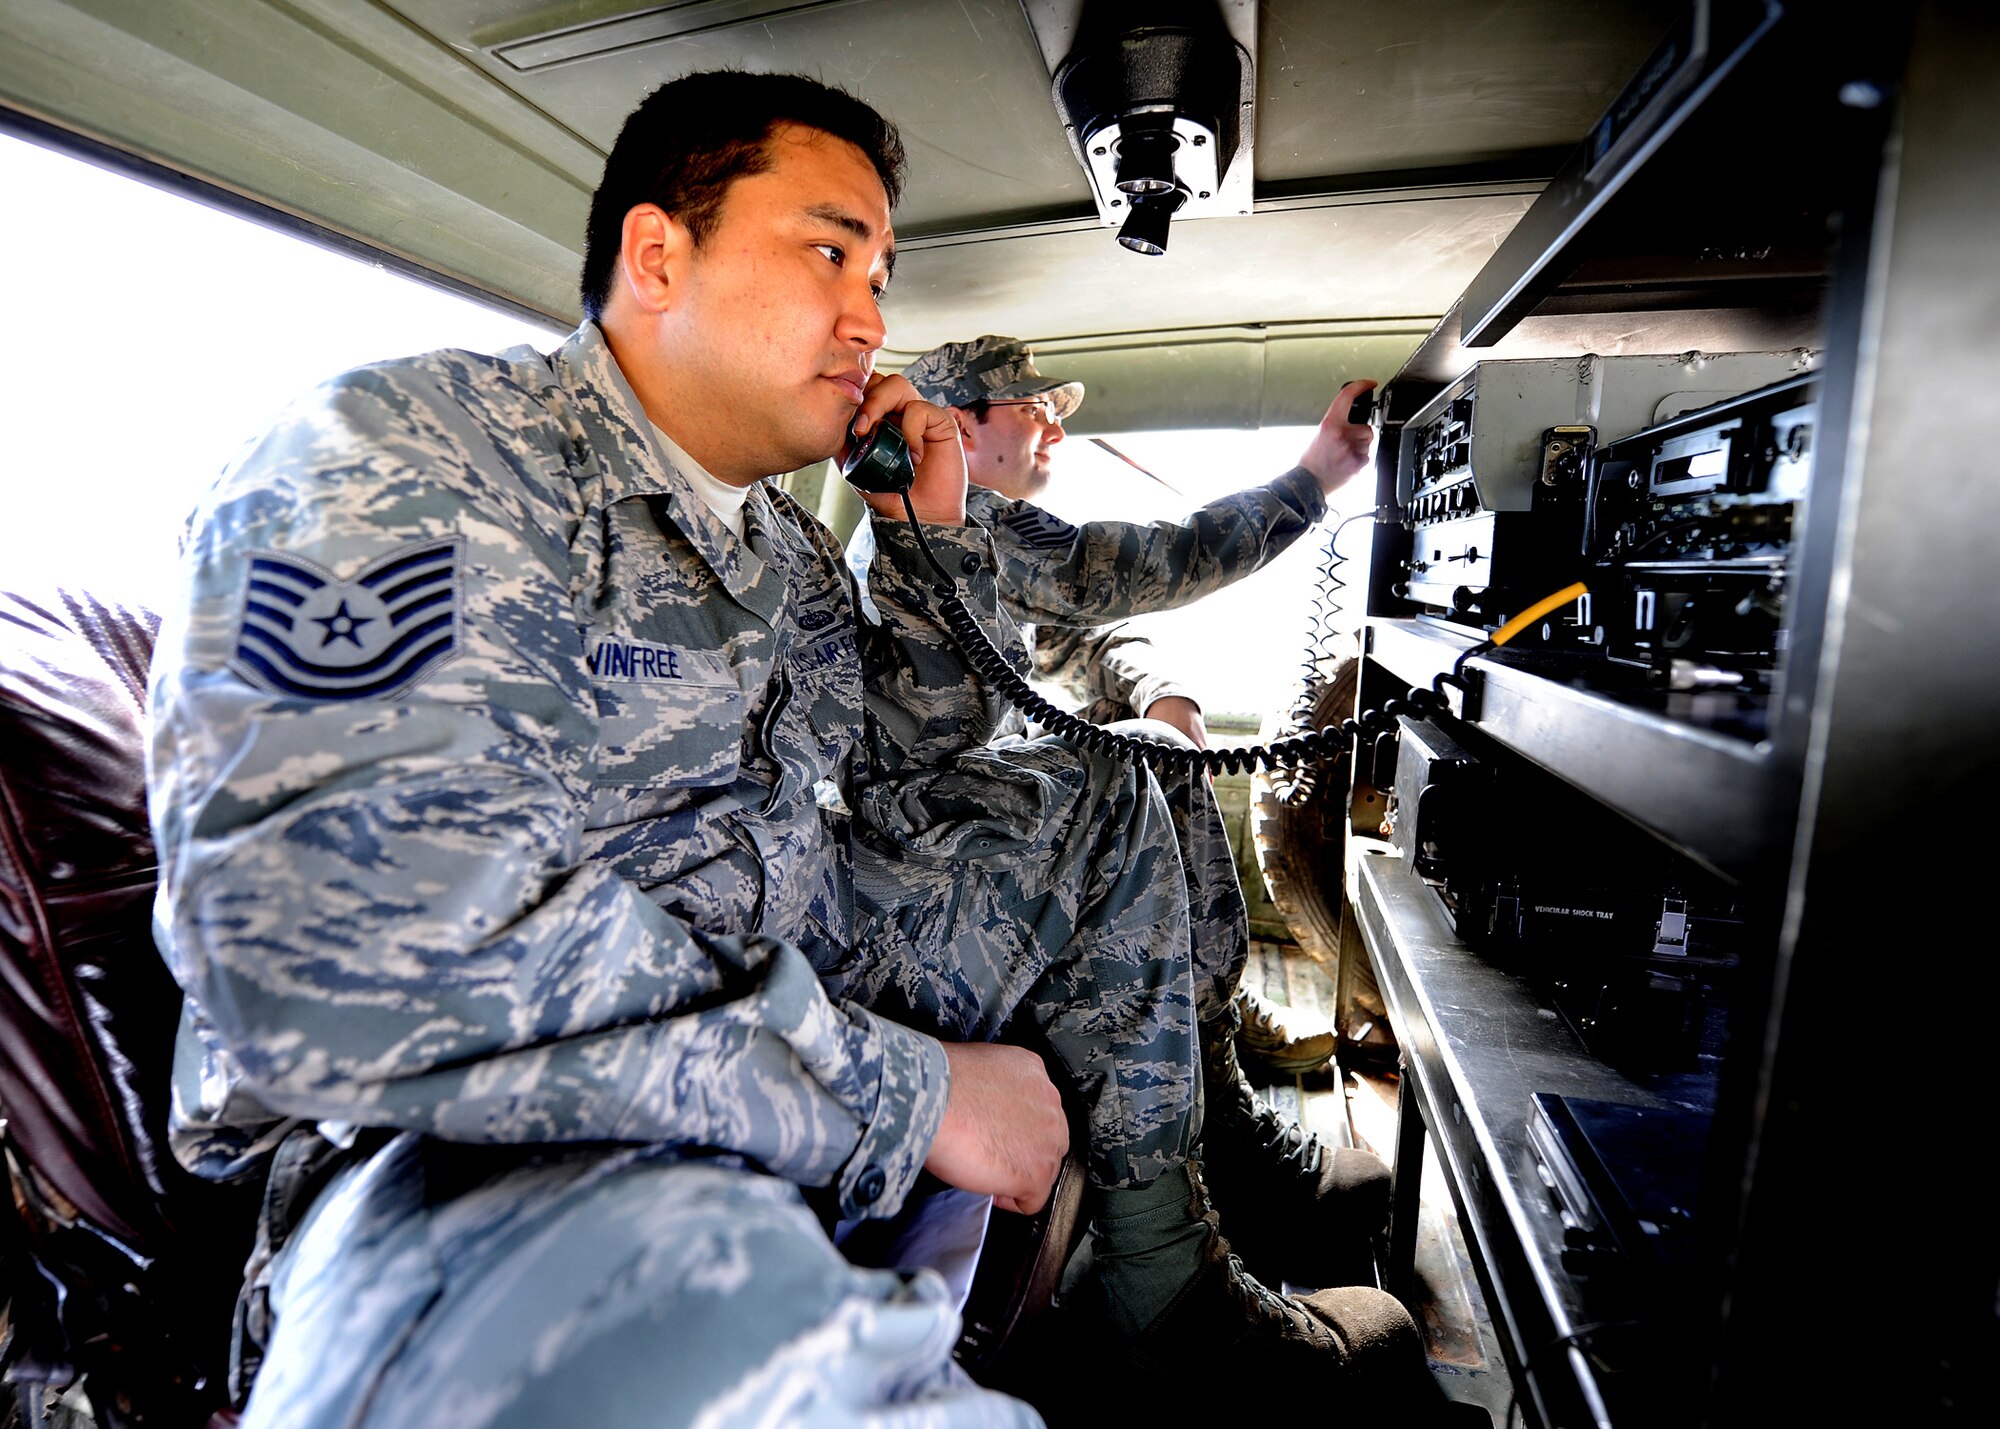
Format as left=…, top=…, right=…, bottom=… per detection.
left=0, top=587, right=183, bottom=1245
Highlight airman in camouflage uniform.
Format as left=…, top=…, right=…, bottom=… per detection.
left=149, top=72, right=1442, bottom=1427
left=849, top=335, right=1395, bottom=1290
left=146, top=74, right=1073, bottom=1427
left=847, top=456, right=1316, bottom=1022
left=151, top=314, right=1067, bottom=1423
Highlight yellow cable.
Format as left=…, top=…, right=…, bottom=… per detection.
left=1490, top=582, right=1590, bottom=648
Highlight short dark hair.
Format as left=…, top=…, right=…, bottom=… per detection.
left=964, top=399, right=994, bottom=424
left=579, top=71, right=906, bottom=321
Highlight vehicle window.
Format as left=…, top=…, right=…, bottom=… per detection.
left=0, top=131, right=565, bottom=609
left=1035, top=427, right=1364, bottom=723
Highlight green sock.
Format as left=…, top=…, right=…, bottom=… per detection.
left=1088, top=1164, right=1210, bottom=1337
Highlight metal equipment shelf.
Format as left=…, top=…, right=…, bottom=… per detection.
left=1356, top=847, right=1713, bottom=1429
left=1363, top=617, right=1790, bottom=881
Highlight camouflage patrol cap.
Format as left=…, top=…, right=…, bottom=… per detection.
left=900, top=336, right=1084, bottom=420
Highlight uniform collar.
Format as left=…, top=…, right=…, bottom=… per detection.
left=554, top=321, right=786, bottom=625
left=964, top=485, right=1012, bottom=524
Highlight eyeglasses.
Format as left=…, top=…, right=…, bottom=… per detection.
left=988, top=395, right=1061, bottom=424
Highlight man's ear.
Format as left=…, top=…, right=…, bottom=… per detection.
left=615, top=204, right=689, bottom=315
left=951, top=407, right=979, bottom=446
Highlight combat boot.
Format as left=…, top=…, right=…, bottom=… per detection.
left=1199, top=1006, right=1389, bottom=1287
left=1085, top=1161, right=1443, bottom=1415
left=1233, top=983, right=1337, bottom=1074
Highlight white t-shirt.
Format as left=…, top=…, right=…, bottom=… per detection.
left=651, top=422, right=749, bottom=539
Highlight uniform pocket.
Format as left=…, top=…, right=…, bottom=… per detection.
left=589, top=637, right=744, bottom=787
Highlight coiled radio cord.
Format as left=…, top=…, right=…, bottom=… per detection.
left=893, top=492, right=1513, bottom=777
left=1276, top=509, right=1379, bottom=802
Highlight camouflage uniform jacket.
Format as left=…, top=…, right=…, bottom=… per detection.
left=147, top=323, right=1005, bottom=1223
left=1025, top=621, right=1190, bottom=729
left=848, top=469, right=1326, bottom=734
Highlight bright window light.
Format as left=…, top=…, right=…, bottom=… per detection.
left=1034, top=426, right=1369, bottom=723
left=0, top=130, right=565, bottom=606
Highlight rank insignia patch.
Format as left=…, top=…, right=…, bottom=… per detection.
left=996, top=506, right=1079, bottom=552
left=230, top=539, right=463, bottom=700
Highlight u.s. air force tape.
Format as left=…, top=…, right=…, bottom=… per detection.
left=230, top=538, right=462, bottom=701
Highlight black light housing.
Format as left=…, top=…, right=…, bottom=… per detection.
left=1117, top=187, right=1188, bottom=256
left=1051, top=0, right=1252, bottom=258
left=1113, top=118, right=1180, bottom=196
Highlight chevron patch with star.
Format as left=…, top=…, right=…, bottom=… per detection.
left=995, top=506, right=1079, bottom=552
left=229, top=538, right=463, bottom=700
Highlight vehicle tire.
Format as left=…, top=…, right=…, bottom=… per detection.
left=1251, top=656, right=1397, bottom=1066
left=1248, top=655, right=1361, bottom=968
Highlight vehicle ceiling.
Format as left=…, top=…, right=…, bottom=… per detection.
left=0, top=0, right=1681, bottom=430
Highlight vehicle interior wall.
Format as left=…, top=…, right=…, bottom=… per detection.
left=0, top=0, right=1685, bottom=433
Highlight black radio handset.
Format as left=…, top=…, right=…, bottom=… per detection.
left=839, top=410, right=1423, bottom=778
left=841, top=417, right=916, bottom=496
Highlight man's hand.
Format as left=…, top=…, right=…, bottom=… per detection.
left=1298, top=378, right=1378, bottom=498
left=1143, top=695, right=1208, bottom=749
left=847, top=372, right=968, bottom=526
left=924, top=1042, right=1069, bottom=1215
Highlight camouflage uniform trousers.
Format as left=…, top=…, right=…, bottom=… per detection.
left=1147, top=737, right=1251, bottom=1030
left=244, top=1135, right=1042, bottom=1429
left=838, top=733, right=1200, bottom=1192
left=1031, top=711, right=1252, bottom=1025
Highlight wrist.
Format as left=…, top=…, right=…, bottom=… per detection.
left=1299, top=460, right=1343, bottom=498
